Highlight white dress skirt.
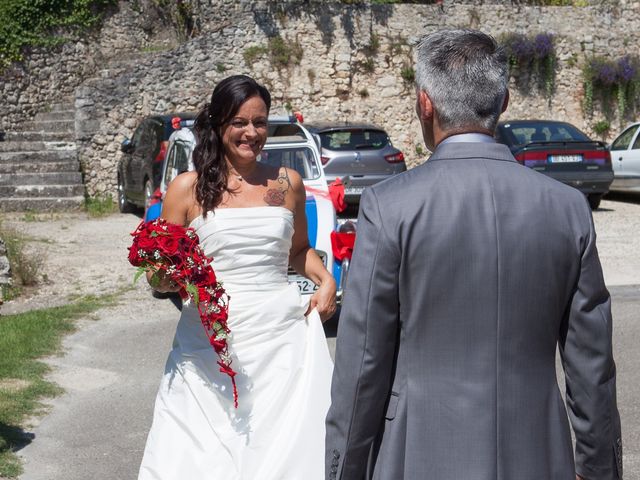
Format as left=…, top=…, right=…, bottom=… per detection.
left=138, top=207, right=334, bottom=480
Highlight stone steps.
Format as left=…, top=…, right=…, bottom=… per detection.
left=21, top=119, right=75, bottom=133
left=34, top=110, right=75, bottom=122
left=0, top=196, right=85, bottom=211
left=0, top=171, right=83, bottom=186
left=0, top=150, right=78, bottom=163
left=2, top=131, right=74, bottom=142
left=0, top=100, right=85, bottom=211
left=0, top=160, right=80, bottom=174
left=0, top=184, right=85, bottom=197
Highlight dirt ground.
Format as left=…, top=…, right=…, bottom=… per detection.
left=0, top=212, right=144, bottom=316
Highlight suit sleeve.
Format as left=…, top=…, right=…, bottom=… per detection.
left=325, top=188, right=401, bottom=480
left=560, top=207, right=622, bottom=480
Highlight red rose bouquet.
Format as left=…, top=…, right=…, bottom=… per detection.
left=128, top=219, right=238, bottom=407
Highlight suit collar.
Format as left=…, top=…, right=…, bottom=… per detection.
left=427, top=142, right=517, bottom=164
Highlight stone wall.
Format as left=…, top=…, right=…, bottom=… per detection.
left=2, top=1, right=640, bottom=197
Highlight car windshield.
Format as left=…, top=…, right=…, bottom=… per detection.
left=499, top=122, right=591, bottom=148
left=320, top=129, right=389, bottom=151
left=259, top=146, right=321, bottom=180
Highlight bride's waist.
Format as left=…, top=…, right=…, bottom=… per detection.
left=217, top=271, right=288, bottom=294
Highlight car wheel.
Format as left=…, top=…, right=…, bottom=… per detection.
left=588, top=194, right=602, bottom=210
left=117, top=174, right=134, bottom=213
left=144, top=178, right=154, bottom=211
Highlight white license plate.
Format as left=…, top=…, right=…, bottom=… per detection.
left=345, top=186, right=364, bottom=195
left=548, top=154, right=583, bottom=163
left=290, top=275, right=318, bottom=295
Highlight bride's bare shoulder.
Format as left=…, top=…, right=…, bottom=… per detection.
left=163, top=172, right=199, bottom=225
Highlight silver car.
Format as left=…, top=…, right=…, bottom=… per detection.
left=608, top=122, right=640, bottom=193
left=306, top=123, right=406, bottom=205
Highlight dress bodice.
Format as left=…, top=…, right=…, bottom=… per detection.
left=189, top=206, right=294, bottom=296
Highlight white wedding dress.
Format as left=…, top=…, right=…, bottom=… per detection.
left=139, top=206, right=333, bottom=480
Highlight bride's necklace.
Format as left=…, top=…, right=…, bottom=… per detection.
left=230, top=166, right=256, bottom=182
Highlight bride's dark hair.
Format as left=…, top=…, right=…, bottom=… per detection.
left=192, top=75, right=271, bottom=214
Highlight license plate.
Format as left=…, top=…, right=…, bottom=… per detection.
left=548, top=154, right=583, bottom=163
left=345, top=186, right=364, bottom=195
left=290, top=275, right=318, bottom=295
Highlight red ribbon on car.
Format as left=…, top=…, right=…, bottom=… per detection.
left=330, top=231, right=355, bottom=262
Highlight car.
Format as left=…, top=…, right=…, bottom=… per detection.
left=608, top=122, right=640, bottom=193
left=305, top=122, right=406, bottom=206
left=495, top=120, right=614, bottom=209
left=148, top=115, right=355, bottom=301
left=117, top=113, right=195, bottom=213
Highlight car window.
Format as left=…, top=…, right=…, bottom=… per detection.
left=612, top=125, right=639, bottom=151
left=499, top=122, right=590, bottom=148
left=131, top=122, right=146, bottom=149
left=259, top=147, right=321, bottom=180
left=320, top=129, right=389, bottom=151
left=163, top=141, right=191, bottom=187
left=632, top=130, right=640, bottom=150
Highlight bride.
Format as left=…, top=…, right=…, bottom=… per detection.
left=138, top=75, right=336, bottom=480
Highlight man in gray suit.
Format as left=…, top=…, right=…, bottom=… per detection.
left=325, top=29, right=622, bottom=480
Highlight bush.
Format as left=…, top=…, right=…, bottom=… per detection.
left=0, top=221, right=45, bottom=300
left=0, top=0, right=117, bottom=68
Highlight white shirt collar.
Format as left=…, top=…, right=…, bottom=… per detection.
left=438, top=133, right=496, bottom=145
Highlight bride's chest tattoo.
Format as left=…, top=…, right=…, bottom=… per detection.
left=264, top=169, right=291, bottom=206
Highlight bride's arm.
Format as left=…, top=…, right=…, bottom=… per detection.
left=145, top=171, right=198, bottom=292
left=288, top=170, right=337, bottom=321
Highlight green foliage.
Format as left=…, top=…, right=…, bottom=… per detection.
left=0, top=0, right=117, bottom=68
left=244, top=36, right=303, bottom=70
left=500, top=32, right=556, bottom=98
left=0, top=293, right=119, bottom=476
left=0, top=221, right=44, bottom=291
left=592, top=119, right=611, bottom=138
left=268, top=35, right=303, bottom=69
left=389, top=35, right=408, bottom=56
left=582, top=55, right=640, bottom=122
left=215, top=62, right=226, bottom=73
left=243, top=45, right=268, bottom=65
left=400, top=65, right=415, bottom=84
left=415, top=144, right=425, bottom=156
left=358, top=88, right=369, bottom=98
left=361, top=57, right=375, bottom=73
left=84, top=194, right=116, bottom=218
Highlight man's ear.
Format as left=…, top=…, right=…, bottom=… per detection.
left=501, top=89, right=510, bottom=113
left=418, top=90, right=434, bottom=122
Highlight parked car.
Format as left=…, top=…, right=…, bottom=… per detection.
left=495, top=120, right=614, bottom=209
left=608, top=122, right=640, bottom=193
left=148, top=116, right=354, bottom=301
left=305, top=122, right=406, bottom=205
left=117, top=113, right=195, bottom=213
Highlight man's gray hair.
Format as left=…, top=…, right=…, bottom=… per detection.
left=415, top=29, right=508, bottom=132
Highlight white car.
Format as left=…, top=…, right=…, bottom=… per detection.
left=608, top=122, right=640, bottom=192
left=150, top=115, right=353, bottom=300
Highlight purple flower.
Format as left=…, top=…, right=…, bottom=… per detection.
left=590, top=59, right=618, bottom=86
left=533, top=33, right=554, bottom=59
left=505, top=34, right=534, bottom=62
left=617, top=56, right=636, bottom=83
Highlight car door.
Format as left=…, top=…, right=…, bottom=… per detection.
left=131, top=119, right=159, bottom=202
left=610, top=124, right=640, bottom=190
left=126, top=122, right=146, bottom=199
left=624, top=128, right=640, bottom=189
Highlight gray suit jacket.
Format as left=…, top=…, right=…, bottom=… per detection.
left=325, top=142, right=622, bottom=480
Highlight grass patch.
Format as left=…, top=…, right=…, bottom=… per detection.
left=84, top=195, right=116, bottom=218
left=0, top=293, right=120, bottom=477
